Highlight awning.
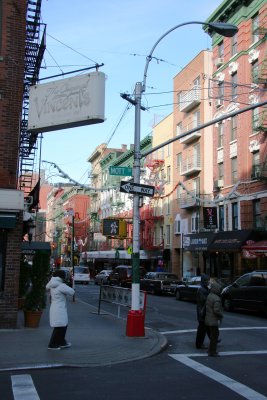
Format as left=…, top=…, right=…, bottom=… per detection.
left=0, top=213, right=17, bottom=228
left=242, top=240, right=267, bottom=256
left=22, top=241, right=51, bottom=255
left=208, top=230, right=253, bottom=251
left=183, top=232, right=216, bottom=251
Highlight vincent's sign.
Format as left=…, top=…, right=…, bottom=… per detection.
left=28, top=71, right=105, bottom=133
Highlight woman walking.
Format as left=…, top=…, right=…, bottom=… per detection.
left=46, top=269, right=75, bottom=350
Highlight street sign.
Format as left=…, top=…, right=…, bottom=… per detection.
left=120, top=181, right=155, bottom=197
left=109, top=166, right=132, bottom=176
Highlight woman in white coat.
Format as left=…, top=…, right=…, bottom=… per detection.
left=46, top=269, right=75, bottom=350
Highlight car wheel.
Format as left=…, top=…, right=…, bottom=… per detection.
left=175, top=290, right=182, bottom=301
left=223, top=297, right=233, bottom=312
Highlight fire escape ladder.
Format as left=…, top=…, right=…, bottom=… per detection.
left=19, top=0, right=46, bottom=197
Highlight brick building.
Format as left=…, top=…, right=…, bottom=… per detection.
left=0, top=1, right=44, bottom=328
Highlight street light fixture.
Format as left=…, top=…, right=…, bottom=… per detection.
left=122, top=21, right=238, bottom=337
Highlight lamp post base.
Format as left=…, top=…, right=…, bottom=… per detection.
left=126, top=310, right=145, bottom=337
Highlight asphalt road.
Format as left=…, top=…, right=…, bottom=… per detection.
left=2, top=284, right=267, bottom=400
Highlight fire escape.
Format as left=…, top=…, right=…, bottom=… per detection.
left=18, top=0, right=46, bottom=206
left=140, top=159, right=165, bottom=250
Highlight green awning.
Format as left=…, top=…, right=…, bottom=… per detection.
left=0, top=213, right=17, bottom=228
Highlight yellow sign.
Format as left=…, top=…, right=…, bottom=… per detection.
left=127, top=246, right=133, bottom=255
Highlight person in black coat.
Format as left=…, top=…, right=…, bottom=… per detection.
left=195, top=274, right=210, bottom=349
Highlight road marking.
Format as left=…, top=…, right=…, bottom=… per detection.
left=162, top=326, right=267, bottom=334
left=170, top=354, right=267, bottom=400
left=11, top=374, right=40, bottom=400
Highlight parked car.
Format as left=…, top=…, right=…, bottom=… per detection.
left=221, top=270, right=267, bottom=317
left=140, top=272, right=181, bottom=295
left=94, top=270, right=112, bottom=285
left=73, top=265, right=90, bottom=284
left=107, top=265, right=146, bottom=288
left=173, top=276, right=202, bottom=302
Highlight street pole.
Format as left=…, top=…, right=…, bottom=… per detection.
left=123, top=21, right=238, bottom=337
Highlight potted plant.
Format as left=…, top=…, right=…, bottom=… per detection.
left=23, top=251, right=50, bottom=328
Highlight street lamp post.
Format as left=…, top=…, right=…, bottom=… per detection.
left=122, top=21, right=238, bottom=337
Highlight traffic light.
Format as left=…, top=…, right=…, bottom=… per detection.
left=102, top=219, right=127, bottom=237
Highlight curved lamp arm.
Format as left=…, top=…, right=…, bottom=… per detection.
left=142, top=21, right=238, bottom=92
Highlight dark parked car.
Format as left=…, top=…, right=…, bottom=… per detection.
left=140, top=272, right=181, bottom=295
left=94, top=270, right=112, bottom=285
left=107, top=265, right=146, bottom=288
left=173, top=276, right=201, bottom=301
left=221, top=270, right=267, bottom=317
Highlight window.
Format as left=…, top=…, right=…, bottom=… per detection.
left=166, top=196, right=170, bottom=215
left=174, top=215, right=181, bottom=234
left=177, top=122, right=183, bottom=136
left=193, top=110, right=200, bottom=130
left=231, top=157, right=238, bottom=184
left=252, top=108, right=260, bottom=132
left=166, top=225, right=171, bottom=245
left=232, top=202, right=238, bottom=230
left=231, top=33, right=238, bottom=56
left=231, top=72, right=238, bottom=100
left=252, top=151, right=260, bottom=179
left=218, top=122, right=224, bottom=148
left=218, top=162, right=224, bottom=180
left=219, top=206, right=224, bottom=231
left=191, top=213, right=199, bottom=232
left=252, top=14, right=259, bottom=43
left=167, top=143, right=171, bottom=157
left=231, top=116, right=237, bottom=141
left=218, top=41, right=224, bottom=58
left=252, top=60, right=259, bottom=83
left=253, top=199, right=261, bottom=229
left=166, top=166, right=171, bottom=184
left=176, top=185, right=182, bottom=200
left=176, top=153, right=182, bottom=174
left=218, top=81, right=224, bottom=100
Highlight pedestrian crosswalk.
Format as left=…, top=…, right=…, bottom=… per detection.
left=11, top=375, right=40, bottom=400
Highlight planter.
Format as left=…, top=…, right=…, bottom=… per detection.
left=18, top=298, right=25, bottom=310
left=24, top=310, right=43, bottom=328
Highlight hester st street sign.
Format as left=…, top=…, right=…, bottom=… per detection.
left=120, top=181, right=155, bottom=197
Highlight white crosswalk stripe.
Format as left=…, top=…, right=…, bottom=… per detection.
left=11, top=374, right=40, bottom=400
left=169, top=352, right=267, bottom=400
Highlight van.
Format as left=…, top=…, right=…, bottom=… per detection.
left=107, top=265, right=146, bottom=288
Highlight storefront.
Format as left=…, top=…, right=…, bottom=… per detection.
left=182, top=232, right=216, bottom=277
left=207, top=230, right=267, bottom=282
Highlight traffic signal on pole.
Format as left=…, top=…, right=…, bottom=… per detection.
left=102, top=219, right=127, bottom=237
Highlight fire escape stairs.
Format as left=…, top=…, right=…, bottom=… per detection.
left=19, top=0, right=46, bottom=198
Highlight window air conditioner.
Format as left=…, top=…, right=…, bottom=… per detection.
left=215, top=98, right=223, bottom=108
left=215, top=57, right=224, bottom=67
left=214, top=179, right=224, bottom=189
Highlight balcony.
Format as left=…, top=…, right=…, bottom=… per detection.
left=179, top=120, right=201, bottom=144
left=179, top=86, right=201, bottom=112
left=179, top=190, right=198, bottom=208
left=180, top=154, right=201, bottom=176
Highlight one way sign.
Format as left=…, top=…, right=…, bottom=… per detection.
left=120, top=181, right=155, bottom=197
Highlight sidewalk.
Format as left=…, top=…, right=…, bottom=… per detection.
left=0, top=298, right=168, bottom=371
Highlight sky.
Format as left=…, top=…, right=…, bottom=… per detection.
left=39, top=0, right=223, bottom=185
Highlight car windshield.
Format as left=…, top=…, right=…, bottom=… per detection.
left=75, top=267, right=88, bottom=274
left=158, top=274, right=178, bottom=280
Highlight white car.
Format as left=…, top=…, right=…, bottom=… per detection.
left=94, top=270, right=112, bottom=285
left=73, top=266, right=90, bottom=284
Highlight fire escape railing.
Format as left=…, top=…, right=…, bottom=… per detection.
left=19, top=0, right=46, bottom=202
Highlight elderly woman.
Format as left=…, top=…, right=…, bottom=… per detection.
left=205, top=281, right=223, bottom=357
left=46, top=269, right=75, bottom=350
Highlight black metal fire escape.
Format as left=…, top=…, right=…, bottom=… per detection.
left=18, top=0, right=46, bottom=205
